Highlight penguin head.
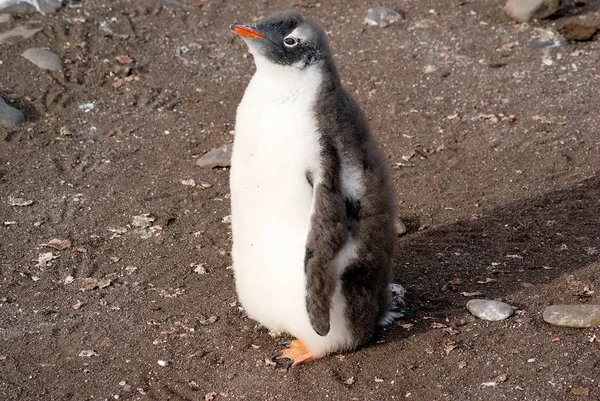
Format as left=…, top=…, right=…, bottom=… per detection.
left=231, top=12, right=330, bottom=69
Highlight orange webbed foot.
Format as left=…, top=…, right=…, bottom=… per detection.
left=271, top=339, right=319, bottom=369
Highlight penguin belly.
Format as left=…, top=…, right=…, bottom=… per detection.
left=230, top=69, right=353, bottom=356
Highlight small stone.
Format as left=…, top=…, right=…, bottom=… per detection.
left=196, top=144, right=232, bottom=169
left=78, top=103, right=95, bottom=113
left=192, top=263, right=206, bottom=274
left=424, top=65, right=437, bottom=74
left=157, top=360, right=168, bottom=367
left=79, top=350, right=98, bottom=357
left=559, top=23, right=598, bottom=41
left=0, top=97, right=25, bottom=127
left=79, top=277, right=112, bottom=291
left=8, top=196, right=33, bottom=206
left=481, top=374, right=508, bottom=387
left=72, top=300, right=84, bottom=310
left=395, top=217, right=406, bottom=235
left=181, top=179, right=196, bottom=187
left=571, top=388, right=590, bottom=396
left=132, top=214, right=154, bottom=228
left=115, top=55, right=134, bottom=64
left=22, top=48, right=63, bottom=71
left=43, top=238, right=71, bottom=250
left=199, top=315, right=218, bottom=325
left=35, top=252, right=59, bottom=268
left=0, top=25, right=42, bottom=45
left=461, top=291, right=484, bottom=297
left=504, top=0, right=563, bottom=22
left=467, top=299, right=515, bottom=321
left=365, top=7, right=402, bottom=27
left=543, top=305, right=600, bottom=328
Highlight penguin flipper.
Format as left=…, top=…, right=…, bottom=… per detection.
left=304, top=180, right=347, bottom=337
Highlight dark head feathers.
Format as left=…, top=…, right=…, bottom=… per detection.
left=233, top=11, right=331, bottom=68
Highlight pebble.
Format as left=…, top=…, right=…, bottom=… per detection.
left=0, top=96, right=25, bottom=127
left=364, top=7, right=402, bottom=27
left=543, top=305, right=600, bottom=328
left=467, top=299, right=515, bottom=321
left=395, top=217, right=406, bottom=235
left=22, top=47, right=63, bottom=71
left=196, top=144, right=232, bottom=169
left=0, top=25, right=42, bottom=45
left=504, top=0, right=563, bottom=23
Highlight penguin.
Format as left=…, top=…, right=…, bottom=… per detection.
left=230, top=11, right=401, bottom=366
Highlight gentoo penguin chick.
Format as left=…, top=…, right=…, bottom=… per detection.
left=230, top=11, right=399, bottom=366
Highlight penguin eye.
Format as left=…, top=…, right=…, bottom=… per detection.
left=284, top=37, right=299, bottom=47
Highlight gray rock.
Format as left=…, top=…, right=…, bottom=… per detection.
left=0, top=25, right=42, bottom=45
left=0, top=0, right=63, bottom=14
left=505, top=0, right=564, bottom=23
left=196, top=144, right=232, bottom=169
left=365, top=7, right=402, bottom=27
left=543, top=305, right=600, bottom=328
left=0, top=13, right=11, bottom=23
left=467, top=299, right=515, bottom=321
left=0, top=97, right=25, bottom=127
left=22, top=48, right=62, bottom=71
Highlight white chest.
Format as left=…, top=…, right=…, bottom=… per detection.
left=229, top=62, right=323, bottom=331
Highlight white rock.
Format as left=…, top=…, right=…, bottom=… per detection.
left=180, top=179, right=196, bottom=187
left=78, top=102, right=95, bottom=113
left=196, top=144, right=232, bottom=169
left=365, top=7, right=402, bottom=27
left=543, top=305, right=600, bottom=328
left=467, top=299, right=515, bottom=321
left=505, top=0, right=563, bottom=23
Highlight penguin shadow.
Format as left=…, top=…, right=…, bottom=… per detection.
left=383, top=175, right=600, bottom=342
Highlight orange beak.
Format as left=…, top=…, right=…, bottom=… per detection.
left=231, top=24, right=265, bottom=39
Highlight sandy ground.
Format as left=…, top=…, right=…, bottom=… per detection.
left=1, top=0, right=599, bottom=400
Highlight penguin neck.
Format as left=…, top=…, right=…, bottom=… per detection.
left=251, top=57, right=328, bottom=102
left=318, top=57, right=343, bottom=91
